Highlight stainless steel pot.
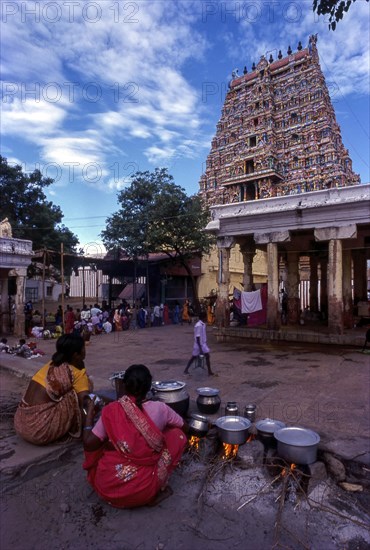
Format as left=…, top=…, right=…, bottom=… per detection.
left=274, top=426, right=320, bottom=465
left=215, top=416, right=251, bottom=445
left=196, top=387, right=221, bottom=415
left=244, top=404, right=257, bottom=423
left=255, top=418, right=286, bottom=440
left=151, top=380, right=190, bottom=417
left=188, top=414, right=209, bottom=437
left=225, top=402, right=239, bottom=416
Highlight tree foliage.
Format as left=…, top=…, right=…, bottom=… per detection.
left=313, top=0, right=367, bottom=30
left=0, top=156, right=79, bottom=253
left=101, top=168, right=214, bottom=302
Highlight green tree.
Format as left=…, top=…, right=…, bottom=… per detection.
left=101, top=168, right=214, bottom=305
left=313, top=0, right=368, bottom=30
left=0, top=155, right=79, bottom=253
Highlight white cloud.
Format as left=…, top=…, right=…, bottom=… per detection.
left=1, top=0, right=210, bottom=190
left=228, top=0, right=369, bottom=98
left=1, top=97, right=67, bottom=139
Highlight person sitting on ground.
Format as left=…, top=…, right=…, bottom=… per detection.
left=0, top=337, right=10, bottom=353
left=83, top=364, right=188, bottom=508
left=14, top=338, right=32, bottom=358
left=14, top=334, right=92, bottom=445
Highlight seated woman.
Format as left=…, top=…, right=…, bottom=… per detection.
left=83, top=364, right=188, bottom=508
left=14, top=334, right=91, bottom=445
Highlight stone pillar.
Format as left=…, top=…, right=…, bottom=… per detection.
left=279, top=254, right=288, bottom=293
left=215, top=237, right=235, bottom=328
left=239, top=238, right=256, bottom=292
left=327, top=239, right=343, bottom=334
left=10, top=268, right=27, bottom=337
left=255, top=231, right=291, bottom=330
left=342, top=249, right=353, bottom=329
left=309, top=254, right=319, bottom=313
left=266, top=242, right=280, bottom=329
left=315, top=226, right=357, bottom=330
left=319, top=258, right=328, bottom=318
left=286, top=252, right=300, bottom=324
left=0, top=275, right=9, bottom=334
left=352, top=249, right=367, bottom=304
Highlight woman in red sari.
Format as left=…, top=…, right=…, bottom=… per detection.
left=64, top=306, right=76, bottom=334
left=83, top=364, right=187, bottom=508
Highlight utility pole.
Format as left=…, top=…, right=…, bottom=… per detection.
left=61, top=243, right=65, bottom=331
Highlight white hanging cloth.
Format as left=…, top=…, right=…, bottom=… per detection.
left=241, top=289, right=263, bottom=314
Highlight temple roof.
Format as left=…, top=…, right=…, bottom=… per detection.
left=230, top=49, right=309, bottom=88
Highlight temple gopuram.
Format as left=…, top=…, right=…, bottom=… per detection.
left=201, top=35, right=370, bottom=337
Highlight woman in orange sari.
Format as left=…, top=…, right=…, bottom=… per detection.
left=83, top=364, right=187, bottom=508
left=14, top=334, right=91, bottom=445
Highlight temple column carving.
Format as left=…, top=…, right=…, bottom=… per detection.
left=255, top=231, right=291, bottom=329
left=266, top=243, right=279, bottom=329
left=0, top=276, right=9, bottom=334
left=286, top=252, right=300, bottom=324
left=239, top=237, right=256, bottom=292
left=309, top=254, right=319, bottom=313
left=315, top=226, right=357, bottom=332
left=342, top=249, right=353, bottom=329
left=9, top=267, right=27, bottom=337
left=215, top=237, right=235, bottom=327
left=327, top=239, right=344, bottom=334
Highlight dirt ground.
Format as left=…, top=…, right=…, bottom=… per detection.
left=1, top=328, right=370, bottom=550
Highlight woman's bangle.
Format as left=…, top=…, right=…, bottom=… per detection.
left=84, top=426, right=93, bottom=431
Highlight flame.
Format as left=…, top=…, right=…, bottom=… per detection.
left=247, top=433, right=256, bottom=443
left=281, top=463, right=297, bottom=477
left=188, top=435, right=200, bottom=450
left=222, top=443, right=239, bottom=459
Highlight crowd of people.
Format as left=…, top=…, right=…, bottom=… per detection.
left=24, top=298, right=208, bottom=340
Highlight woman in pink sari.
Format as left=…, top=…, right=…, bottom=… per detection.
left=83, top=365, right=187, bottom=508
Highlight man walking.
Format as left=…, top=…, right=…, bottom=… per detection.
left=184, top=311, right=216, bottom=376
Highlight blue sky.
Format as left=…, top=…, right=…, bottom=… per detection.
left=1, top=0, right=369, bottom=253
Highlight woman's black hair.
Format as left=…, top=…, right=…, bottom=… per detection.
left=51, top=334, right=85, bottom=367
left=123, top=364, right=152, bottom=409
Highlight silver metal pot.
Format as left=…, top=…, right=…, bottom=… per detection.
left=188, top=414, right=209, bottom=437
left=152, top=380, right=190, bottom=417
left=215, top=416, right=251, bottom=445
left=255, top=418, right=286, bottom=440
left=274, top=427, right=320, bottom=465
left=225, top=402, right=239, bottom=416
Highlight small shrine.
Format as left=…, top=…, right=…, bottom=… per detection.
left=0, top=219, right=33, bottom=335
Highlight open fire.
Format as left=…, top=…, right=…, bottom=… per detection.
left=222, top=443, right=239, bottom=459
left=281, top=463, right=296, bottom=477
left=188, top=435, right=201, bottom=451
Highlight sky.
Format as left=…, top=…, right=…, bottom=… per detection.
left=1, top=0, right=369, bottom=254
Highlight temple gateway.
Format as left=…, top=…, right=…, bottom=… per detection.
left=201, top=35, right=370, bottom=336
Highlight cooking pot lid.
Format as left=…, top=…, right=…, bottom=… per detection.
left=255, top=418, right=286, bottom=433
left=190, top=413, right=208, bottom=422
left=274, top=427, right=320, bottom=446
left=152, top=380, right=186, bottom=392
left=215, top=416, right=251, bottom=431
left=196, top=387, right=220, bottom=396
